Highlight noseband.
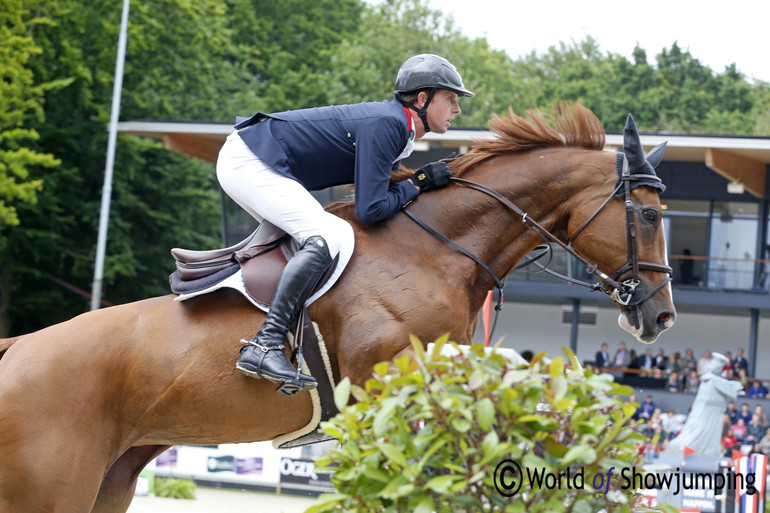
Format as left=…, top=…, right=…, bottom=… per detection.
left=403, top=153, right=672, bottom=309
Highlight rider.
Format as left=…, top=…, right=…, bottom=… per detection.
left=216, top=54, right=474, bottom=395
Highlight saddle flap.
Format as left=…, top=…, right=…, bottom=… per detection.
left=240, top=242, right=290, bottom=305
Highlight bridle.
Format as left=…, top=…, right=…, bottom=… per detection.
left=403, top=152, right=673, bottom=312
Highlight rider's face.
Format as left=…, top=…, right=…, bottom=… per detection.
left=425, top=90, right=461, bottom=134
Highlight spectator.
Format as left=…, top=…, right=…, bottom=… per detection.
left=662, top=409, right=684, bottom=437
left=650, top=408, right=663, bottom=431
left=721, top=351, right=733, bottom=378
left=746, top=413, right=767, bottom=444
left=625, top=350, right=641, bottom=379
left=747, top=380, right=767, bottom=399
left=739, top=403, right=752, bottom=425
left=722, top=421, right=740, bottom=456
left=737, top=368, right=749, bottom=391
left=697, top=350, right=713, bottom=376
left=758, top=429, right=770, bottom=455
left=640, top=419, right=655, bottom=439
left=613, top=341, right=631, bottom=369
left=733, top=348, right=748, bottom=375
left=663, top=352, right=682, bottom=375
left=639, top=348, right=655, bottom=374
left=595, top=343, right=610, bottom=369
left=754, top=405, right=768, bottom=428
left=726, top=401, right=739, bottom=425
left=666, top=372, right=682, bottom=393
left=684, top=370, right=700, bottom=394
left=731, top=418, right=748, bottom=443
left=682, top=348, right=697, bottom=373
left=640, top=395, right=657, bottom=420
left=654, top=349, right=667, bottom=369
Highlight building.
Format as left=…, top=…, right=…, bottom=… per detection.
left=117, top=120, right=770, bottom=377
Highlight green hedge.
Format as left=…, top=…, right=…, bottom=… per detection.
left=308, top=336, right=676, bottom=513
left=153, top=477, right=196, bottom=500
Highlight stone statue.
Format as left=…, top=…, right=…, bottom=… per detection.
left=667, top=352, right=744, bottom=456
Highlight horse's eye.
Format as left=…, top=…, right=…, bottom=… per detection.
left=642, top=209, right=658, bottom=224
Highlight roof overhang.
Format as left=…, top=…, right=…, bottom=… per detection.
left=117, top=120, right=770, bottom=198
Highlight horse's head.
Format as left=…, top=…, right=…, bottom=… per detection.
left=570, top=114, right=675, bottom=343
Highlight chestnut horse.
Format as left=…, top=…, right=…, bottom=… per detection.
left=0, top=104, right=675, bottom=512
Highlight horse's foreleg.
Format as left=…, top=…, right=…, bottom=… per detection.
left=91, top=445, right=170, bottom=513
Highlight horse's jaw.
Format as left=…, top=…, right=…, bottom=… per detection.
left=617, top=305, right=676, bottom=344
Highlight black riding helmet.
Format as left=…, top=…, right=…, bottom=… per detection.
left=394, top=54, right=474, bottom=133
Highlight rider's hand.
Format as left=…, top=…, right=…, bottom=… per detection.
left=410, top=162, right=453, bottom=192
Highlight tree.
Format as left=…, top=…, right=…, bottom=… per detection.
left=1, top=0, right=230, bottom=335
left=0, top=0, right=64, bottom=228
left=0, top=0, right=71, bottom=335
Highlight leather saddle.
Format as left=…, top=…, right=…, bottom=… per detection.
left=169, top=221, right=294, bottom=306
left=169, top=221, right=339, bottom=309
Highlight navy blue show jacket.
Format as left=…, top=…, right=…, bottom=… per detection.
left=234, top=99, right=419, bottom=224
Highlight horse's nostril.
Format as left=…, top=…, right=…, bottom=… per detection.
left=658, top=311, right=675, bottom=328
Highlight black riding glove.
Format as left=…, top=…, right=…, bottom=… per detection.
left=410, top=162, right=453, bottom=192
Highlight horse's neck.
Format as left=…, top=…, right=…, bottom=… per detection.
left=411, top=149, right=614, bottom=292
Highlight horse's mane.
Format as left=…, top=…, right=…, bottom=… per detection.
left=453, top=101, right=605, bottom=176
left=326, top=101, right=606, bottom=215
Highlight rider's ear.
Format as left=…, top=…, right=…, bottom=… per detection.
left=645, top=142, right=667, bottom=169
left=416, top=91, right=428, bottom=108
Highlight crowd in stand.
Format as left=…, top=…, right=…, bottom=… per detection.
left=629, top=393, right=770, bottom=458
left=594, top=343, right=764, bottom=396
left=594, top=343, right=770, bottom=458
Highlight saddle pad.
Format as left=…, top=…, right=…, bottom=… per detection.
left=173, top=222, right=355, bottom=312
left=273, top=321, right=338, bottom=450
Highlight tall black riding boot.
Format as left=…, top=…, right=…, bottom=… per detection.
left=236, top=235, right=332, bottom=396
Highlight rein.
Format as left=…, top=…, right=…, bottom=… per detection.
left=403, top=153, right=673, bottom=319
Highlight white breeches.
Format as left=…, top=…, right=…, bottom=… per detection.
left=216, top=131, right=350, bottom=258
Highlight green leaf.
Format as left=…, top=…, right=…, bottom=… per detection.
left=551, top=375, right=568, bottom=401
left=373, top=361, right=391, bottom=377
left=549, top=356, right=564, bottom=377
left=561, top=444, right=597, bottom=466
left=424, top=474, right=457, bottom=494
left=451, top=417, right=472, bottom=432
left=476, top=397, right=495, bottom=430
left=409, top=334, right=426, bottom=363
left=482, top=430, right=499, bottom=458
left=378, top=441, right=408, bottom=468
left=333, top=377, right=351, bottom=411
left=380, top=475, right=414, bottom=499
left=413, top=496, right=435, bottom=513
left=561, top=345, right=583, bottom=373
left=373, top=397, right=399, bottom=436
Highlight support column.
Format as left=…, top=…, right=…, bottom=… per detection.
left=749, top=309, right=759, bottom=378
